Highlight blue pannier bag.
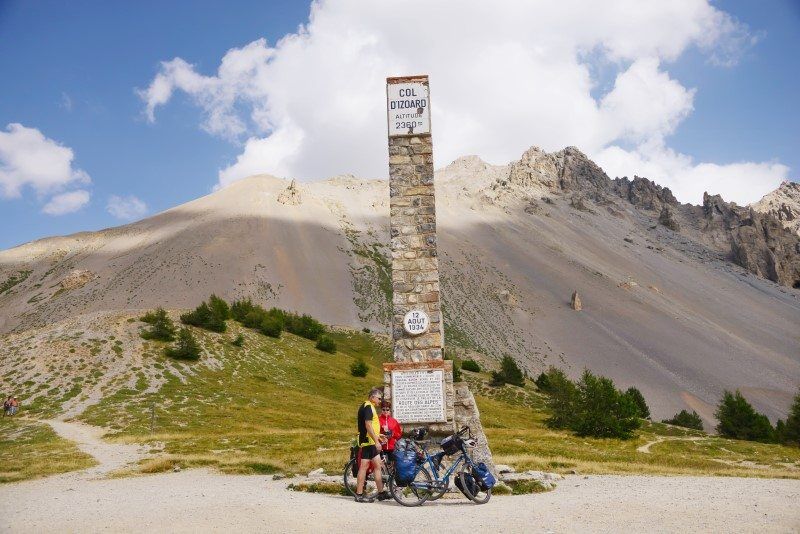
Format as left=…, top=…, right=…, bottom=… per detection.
left=472, top=462, right=496, bottom=491
left=394, top=446, right=418, bottom=487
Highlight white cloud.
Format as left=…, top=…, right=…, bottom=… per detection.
left=140, top=0, right=780, bottom=204
left=106, top=195, right=148, bottom=220
left=42, top=189, right=90, bottom=215
left=595, top=141, right=789, bottom=205
left=0, top=123, right=91, bottom=198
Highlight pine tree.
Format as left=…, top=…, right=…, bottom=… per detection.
left=624, top=387, right=651, bottom=419
left=544, top=367, right=577, bottom=430
left=571, top=370, right=641, bottom=439
left=491, top=354, right=525, bottom=387
left=165, top=328, right=201, bottom=360
left=781, top=388, right=800, bottom=446
left=140, top=308, right=175, bottom=341
left=715, top=390, right=774, bottom=442
left=662, top=409, right=704, bottom=430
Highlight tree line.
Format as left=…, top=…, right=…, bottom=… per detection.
left=138, top=295, right=338, bottom=360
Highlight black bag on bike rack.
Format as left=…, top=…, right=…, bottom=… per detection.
left=440, top=434, right=463, bottom=456
left=455, top=471, right=480, bottom=498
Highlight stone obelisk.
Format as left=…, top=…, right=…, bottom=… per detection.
left=383, top=77, right=494, bottom=470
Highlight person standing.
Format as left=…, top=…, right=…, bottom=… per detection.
left=354, top=387, right=389, bottom=502
left=9, top=396, right=18, bottom=416
left=379, top=400, right=402, bottom=457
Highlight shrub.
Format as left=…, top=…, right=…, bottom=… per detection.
left=362, top=327, right=371, bottom=333
left=139, top=308, right=175, bottom=341
left=570, top=370, right=641, bottom=439
left=535, top=371, right=551, bottom=392
left=231, top=333, right=245, bottom=347
left=242, top=309, right=267, bottom=329
left=284, top=312, right=325, bottom=341
left=350, top=358, right=369, bottom=377
left=662, top=409, right=704, bottom=430
left=461, top=359, right=481, bottom=373
left=624, top=387, right=651, bottom=419
left=181, top=295, right=228, bottom=333
left=260, top=316, right=283, bottom=338
left=165, top=328, right=201, bottom=361
left=715, top=390, right=774, bottom=442
left=491, top=355, right=525, bottom=387
left=230, top=298, right=258, bottom=323
left=315, top=335, right=337, bottom=353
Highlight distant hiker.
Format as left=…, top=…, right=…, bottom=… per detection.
left=379, top=400, right=402, bottom=459
left=9, top=397, right=18, bottom=416
left=354, top=387, right=389, bottom=503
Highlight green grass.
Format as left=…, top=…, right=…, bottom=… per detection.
left=80, top=323, right=392, bottom=475
left=0, top=418, right=95, bottom=482
left=6, top=314, right=800, bottom=482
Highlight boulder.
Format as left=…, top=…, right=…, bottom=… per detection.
left=570, top=291, right=582, bottom=311
left=659, top=205, right=680, bottom=231
left=307, top=468, right=325, bottom=478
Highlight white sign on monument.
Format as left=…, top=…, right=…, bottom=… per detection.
left=391, top=369, right=446, bottom=423
left=386, top=79, right=431, bottom=137
left=403, top=309, right=429, bottom=335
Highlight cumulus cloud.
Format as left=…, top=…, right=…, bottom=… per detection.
left=0, top=123, right=90, bottom=198
left=595, top=141, right=788, bottom=206
left=42, top=189, right=90, bottom=215
left=139, top=0, right=781, bottom=204
left=106, top=195, right=148, bottom=220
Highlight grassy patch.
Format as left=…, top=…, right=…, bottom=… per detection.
left=0, top=419, right=95, bottom=483
left=0, top=270, right=32, bottom=295
left=503, top=479, right=552, bottom=495
left=287, top=481, right=349, bottom=496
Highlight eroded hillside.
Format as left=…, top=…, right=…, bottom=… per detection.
left=1, top=147, right=799, bottom=422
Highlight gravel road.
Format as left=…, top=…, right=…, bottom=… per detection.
left=1, top=470, right=798, bottom=533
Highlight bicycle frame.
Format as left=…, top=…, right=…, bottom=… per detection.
left=411, top=443, right=473, bottom=491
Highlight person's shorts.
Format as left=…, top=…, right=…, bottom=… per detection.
left=359, top=444, right=379, bottom=460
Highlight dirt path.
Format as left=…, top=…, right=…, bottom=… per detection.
left=636, top=436, right=705, bottom=453
left=42, top=419, right=147, bottom=477
left=1, top=471, right=798, bottom=533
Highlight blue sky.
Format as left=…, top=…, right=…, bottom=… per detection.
left=0, top=0, right=798, bottom=250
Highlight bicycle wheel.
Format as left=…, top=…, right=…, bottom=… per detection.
left=458, top=468, right=491, bottom=504
left=389, top=466, right=433, bottom=507
left=343, top=459, right=386, bottom=497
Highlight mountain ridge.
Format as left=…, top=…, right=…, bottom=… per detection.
left=1, top=145, right=798, bottom=424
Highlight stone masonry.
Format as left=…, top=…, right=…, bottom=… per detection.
left=388, top=133, right=443, bottom=363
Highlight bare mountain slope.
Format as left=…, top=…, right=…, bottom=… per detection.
left=1, top=148, right=799, bottom=424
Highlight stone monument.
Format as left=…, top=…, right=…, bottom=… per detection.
left=382, top=75, right=494, bottom=469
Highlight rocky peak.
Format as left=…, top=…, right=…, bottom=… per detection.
left=613, top=176, right=678, bottom=212
left=506, top=145, right=610, bottom=192
left=702, top=191, right=800, bottom=287
left=751, top=181, right=800, bottom=237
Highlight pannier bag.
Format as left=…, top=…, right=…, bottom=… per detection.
left=455, top=471, right=480, bottom=498
left=440, top=434, right=463, bottom=456
left=349, top=446, right=359, bottom=478
left=394, top=447, right=418, bottom=487
left=472, top=462, right=496, bottom=491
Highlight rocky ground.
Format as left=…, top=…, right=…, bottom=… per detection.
left=2, top=468, right=798, bottom=533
